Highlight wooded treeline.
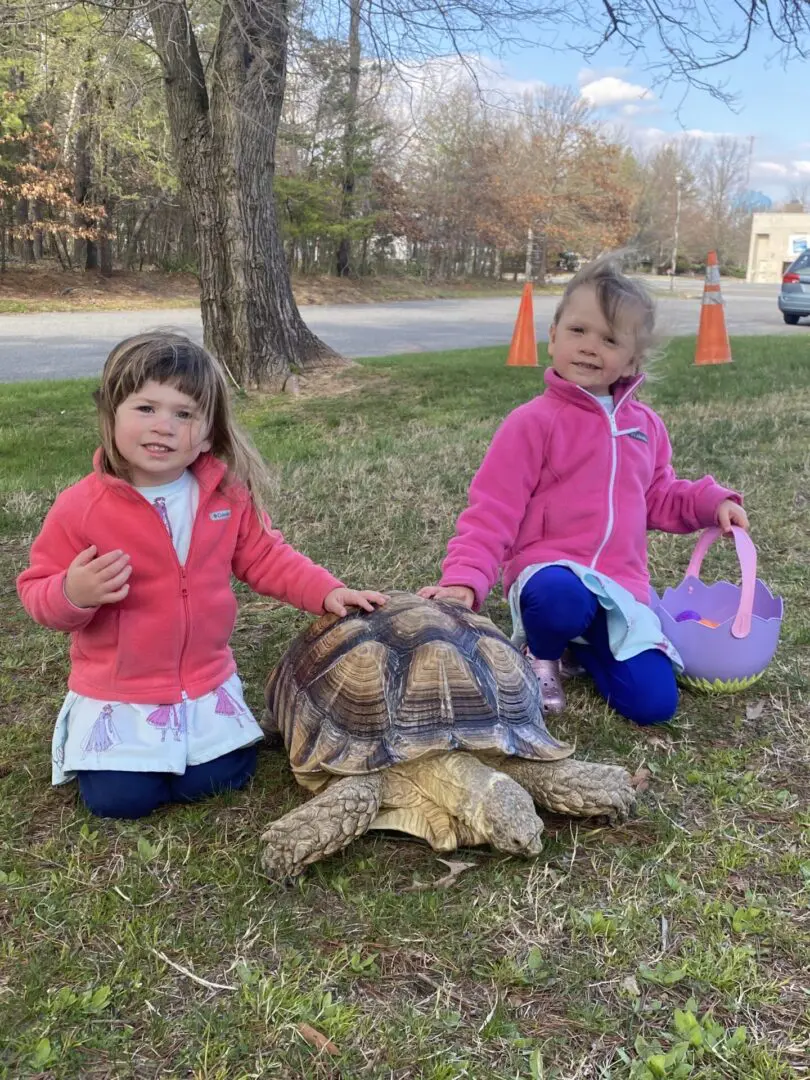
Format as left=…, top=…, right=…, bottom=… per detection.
left=1, top=4, right=773, bottom=286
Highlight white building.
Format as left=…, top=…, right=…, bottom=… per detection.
left=746, top=212, right=810, bottom=284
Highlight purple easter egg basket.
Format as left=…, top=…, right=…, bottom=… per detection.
left=651, top=527, right=783, bottom=693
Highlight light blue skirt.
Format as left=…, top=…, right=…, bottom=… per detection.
left=508, top=561, right=683, bottom=670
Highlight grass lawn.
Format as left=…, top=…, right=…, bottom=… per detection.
left=1, top=338, right=808, bottom=1079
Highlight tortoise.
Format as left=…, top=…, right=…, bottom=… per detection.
left=260, top=592, right=637, bottom=879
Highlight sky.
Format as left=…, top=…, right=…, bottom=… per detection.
left=472, top=19, right=808, bottom=202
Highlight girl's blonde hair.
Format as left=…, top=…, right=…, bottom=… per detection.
left=553, top=254, right=657, bottom=372
left=95, top=333, right=273, bottom=517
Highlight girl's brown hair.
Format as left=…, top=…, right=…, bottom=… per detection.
left=553, top=255, right=658, bottom=372
left=95, top=333, right=273, bottom=517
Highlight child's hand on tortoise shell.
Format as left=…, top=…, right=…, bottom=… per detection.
left=324, top=588, right=389, bottom=617
left=417, top=584, right=475, bottom=609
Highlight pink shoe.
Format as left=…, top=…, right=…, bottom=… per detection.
left=523, top=649, right=566, bottom=714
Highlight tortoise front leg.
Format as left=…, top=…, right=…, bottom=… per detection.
left=260, top=774, right=383, bottom=880
left=497, top=759, right=637, bottom=822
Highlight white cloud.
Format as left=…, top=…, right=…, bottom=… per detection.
left=681, top=128, right=731, bottom=141
left=478, top=64, right=546, bottom=102
left=754, top=161, right=790, bottom=177
left=580, top=76, right=654, bottom=108
left=748, top=159, right=810, bottom=184
left=577, top=66, right=630, bottom=87
left=623, top=126, right=731, bottom=152
left=372, top=53, right=544, bottom=120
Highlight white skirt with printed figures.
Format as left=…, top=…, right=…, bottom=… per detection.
left=51, top=673, right=265, bottom=785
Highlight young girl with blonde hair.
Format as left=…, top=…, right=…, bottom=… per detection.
left=421, top=258, right=748, bottom=723
left=18, top=332, right=386, bottom=818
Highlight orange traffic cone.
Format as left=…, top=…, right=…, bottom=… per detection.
left=506, top=282, right=538, bottom=366
left=695, top=252, right=732, bottom=365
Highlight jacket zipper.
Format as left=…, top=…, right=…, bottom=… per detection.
left=174, top=488, right=210, bottom=694
left=577, top=385, right=638, bottom=571
left=178, top=566, right=191, bottom=694
left=591, top=408, right=619, bottom=569
left=134, top=482, right=211, bottom=696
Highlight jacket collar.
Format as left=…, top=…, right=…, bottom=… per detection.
left=92, top=448, right=228, bottom=496
left=542, top=367, right=645, bottom=411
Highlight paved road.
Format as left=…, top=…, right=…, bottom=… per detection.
left=0, top=279, right=803, bottom=383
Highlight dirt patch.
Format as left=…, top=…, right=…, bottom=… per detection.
left=0, top=265, right=549, bottom=313
left=288, top=364, right=384, bottom=400
left=0, top=267, right=201, bottom=311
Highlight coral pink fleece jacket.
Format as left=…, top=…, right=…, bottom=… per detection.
left=17, top=451, right=343, bottom=704
left=440, top=368, right=742, bottom=609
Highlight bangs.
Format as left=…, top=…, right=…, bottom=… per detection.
left=103, top=336, right=218, bottom=423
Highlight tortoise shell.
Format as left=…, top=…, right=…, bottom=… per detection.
left=265, top=592, right=572, bottom=785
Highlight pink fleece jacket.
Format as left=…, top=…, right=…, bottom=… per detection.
left=17, top=451, right=342, bottom=704
left=440, top=368, right=741, bottom=609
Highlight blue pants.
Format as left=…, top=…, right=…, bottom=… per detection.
left=77, top=745, right=258, bottom=819
left=520, top=566, right=678, bottom=726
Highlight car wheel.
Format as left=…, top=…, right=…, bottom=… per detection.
left=783, top=313, right=801, bottom=325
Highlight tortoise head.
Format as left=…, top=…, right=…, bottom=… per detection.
left=479, top=774, right=544, bottom=856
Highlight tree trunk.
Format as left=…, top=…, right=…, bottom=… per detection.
left=73, top=57, right=97, bottom=270
left=335, top=0, right=362, bottom=278
left=15, top=197, right=34, bottom=262
left=535, top=237, right=547, bottom=286
left=85, top=238, right=100, bottom=270
left=124, top=202, right=155, bottom=268
left=32, top=199, right=44, bottom=260
left=148, top=0, right=342, bottom=390
left=100, top=202, right=114, bottom=276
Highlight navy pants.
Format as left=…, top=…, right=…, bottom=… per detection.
left=520, top=566, right=678, bottom=726
left=77, top=744, right=258, bottom=819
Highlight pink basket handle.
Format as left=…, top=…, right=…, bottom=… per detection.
left=684, top=526, right=756, bottom=639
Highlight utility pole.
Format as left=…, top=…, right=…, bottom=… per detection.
left=746, top=135, right=755, bottom=190
left=669, top=172, right=683, bottom=291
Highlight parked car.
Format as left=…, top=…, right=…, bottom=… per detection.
left=778, top=249, right=810, bottom=325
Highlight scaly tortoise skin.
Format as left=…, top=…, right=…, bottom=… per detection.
left=260, top=592, right=636, bottom=879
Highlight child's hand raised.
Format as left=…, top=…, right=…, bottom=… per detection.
left=324, top=588, right=389, bottom=618
left=65, top=546, right=132, bottom=609
left=417, top=585, right=475, bottom=609
left=716, top=500, right=749, bottom=535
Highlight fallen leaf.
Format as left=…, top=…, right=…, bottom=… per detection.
left=402, top=879, right=429, bottom=892
left=403, top=859, right=476, bottom=892
left=435, top=858, right=476, bottom=884
left=630, top=766, right=652, bottom=792
left=745, top=701, right=765, bottom=721
left=297, top=1023, right=339, bottom=1056
left=644, top=734, right=673, bottom=752
left=660, top=914, right=670, bottom=952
